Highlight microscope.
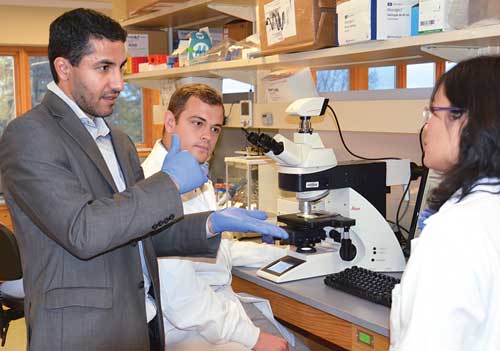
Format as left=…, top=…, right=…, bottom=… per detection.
left=245, top=97, right=407, bottom=283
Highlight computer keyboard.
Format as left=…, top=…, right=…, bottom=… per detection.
left=324, top=266, right=400, bottom=307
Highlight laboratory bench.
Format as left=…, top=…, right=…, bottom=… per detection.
left=232, top=267, right=392, bottom=351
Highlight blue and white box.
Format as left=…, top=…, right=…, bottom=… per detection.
left=188, top=31, right=212, bottom=60
left=337, top=0, right=418, bottom=45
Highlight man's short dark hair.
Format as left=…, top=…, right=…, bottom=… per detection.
left=48, top=8, right=127, bottom=83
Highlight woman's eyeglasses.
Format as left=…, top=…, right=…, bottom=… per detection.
left=422, top=106, right=466, bottom=123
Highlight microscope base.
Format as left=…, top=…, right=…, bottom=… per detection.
left=258, top=239, right=405, bottom=283
left=257, top=246, right=351, bottom=283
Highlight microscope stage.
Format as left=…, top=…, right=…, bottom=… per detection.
left=278, top=212, right=355, bottom=229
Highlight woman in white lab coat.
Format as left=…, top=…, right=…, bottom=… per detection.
left=390, top=56, right=500, bottom=351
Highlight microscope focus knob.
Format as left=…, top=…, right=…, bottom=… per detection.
left=340, top=239, right=357, bottom=261
left=328, top=229, right=341, bottom=243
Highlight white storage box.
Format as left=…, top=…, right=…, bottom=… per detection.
left=337, top=0, right=417, bottom=45
left=419, top=0, right=500, bottom=34
left=261, top=67, right=318, bottom=103
left=419, top=0, right=453, bottom=33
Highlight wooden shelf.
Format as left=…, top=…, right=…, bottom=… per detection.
left=124, top=24, right=500, bottom=88
left=122, top=0, right=256, bottom=29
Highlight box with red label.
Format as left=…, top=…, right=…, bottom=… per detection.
left=131, top=56, right=148, bottom=73
left=148, top=54, right=167, bottom=65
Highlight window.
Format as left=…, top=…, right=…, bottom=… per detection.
left=222, top=78, right=253, bottom=94
left=29, top=57, right=52, bottom=107
left=407, top=62, right=435, bottom=88
left=1, top=47, right=150, bottom=147
left=315, top=60, right=446, bottom=92
left=368, top=66, right=396, bottom=90
left=109, top=83, right=144, bottom=144
left=316, top=69, right=349, bottom=92
left=445, top=61, right=457, bottom=72
left=0, top=56, right=15, bottom=135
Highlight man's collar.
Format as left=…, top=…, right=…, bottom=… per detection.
left=46, top=81, right=109, bottom=139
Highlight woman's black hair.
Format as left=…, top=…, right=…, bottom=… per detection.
left=427, top=56, right=500, bottom=210
left=48, top=8, right=127, bottom=83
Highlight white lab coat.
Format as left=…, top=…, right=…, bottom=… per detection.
left=142, top=140, right=291, bottom=349
left=390, top=178, right=500, bottom=351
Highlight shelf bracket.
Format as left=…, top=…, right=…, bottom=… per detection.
left=125, top=78, right=166, bottom=90
left=209, top=69, right=257, bottom=85
left=208, top=3, right=256, bottom=22
left=421, top=45, right=500, bottom=62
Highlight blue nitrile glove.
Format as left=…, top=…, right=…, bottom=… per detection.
left=417, top=207, right=437, bottom=230
left=209, top=208, right=289, bottom=239
left=200, top=162, right=209, bottom=176
left=161, top=134, right=208, bottom=194
left=262, top=234, right=275, bottom=244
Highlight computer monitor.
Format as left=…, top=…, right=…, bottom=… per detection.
left=405, top=169, right=442, bottom=256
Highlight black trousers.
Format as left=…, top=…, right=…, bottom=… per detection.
left=148, top=314, right=162, bottom=351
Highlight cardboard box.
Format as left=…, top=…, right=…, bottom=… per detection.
left=224, top=21, right=254, bottom=41
left=337, top=0, right=417, bottom=45
left=128, top=0, right=184, bottom=17
left=127, top=29, right=168, bottom=55
left=258, top=0, right=337, bottom=55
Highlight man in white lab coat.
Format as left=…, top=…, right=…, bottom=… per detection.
left=142, top=84, right=307, bottom=351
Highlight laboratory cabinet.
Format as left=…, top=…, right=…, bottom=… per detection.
left=0, top=204, right=12, bottom=231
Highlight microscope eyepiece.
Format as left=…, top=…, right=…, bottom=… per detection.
left=243, top=130, right=284, bottom=155
left=257, top=133, right=284, bottom=155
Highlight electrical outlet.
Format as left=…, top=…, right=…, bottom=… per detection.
left=239, top=100, right=253, bottom=127
left=262, top=112, right=273, bottom=125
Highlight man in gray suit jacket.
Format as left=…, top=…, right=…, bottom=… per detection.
left=0, top=8, right=287, bottom=351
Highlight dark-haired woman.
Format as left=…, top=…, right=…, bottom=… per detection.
left=390, top=55, right=500, bottom=351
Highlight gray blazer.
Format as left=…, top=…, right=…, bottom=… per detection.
left=0, top=91, right=219, bottom=351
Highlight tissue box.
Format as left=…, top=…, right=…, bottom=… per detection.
left=337, top=0, right=417, bottom=45
left=258, top=0, right=337, bottom=55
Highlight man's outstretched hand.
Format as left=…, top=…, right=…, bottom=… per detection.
left=208, top=208, right=288, bottom=240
